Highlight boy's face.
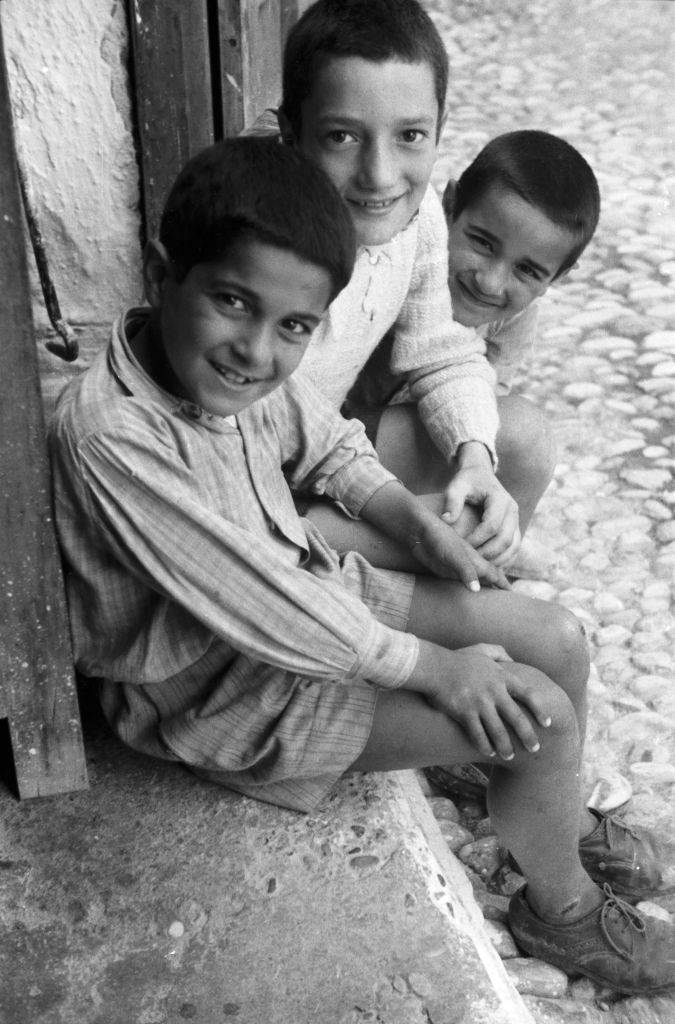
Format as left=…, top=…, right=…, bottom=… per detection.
left=144, top=237, right=332, bottom=418
left=291, top=56, right=441, bottom=247
left=446, top=184, right=576, bottom=328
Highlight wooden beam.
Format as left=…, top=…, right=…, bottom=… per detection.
left=216, top=0, right=282, bottom=135
left=0, top=20, right=88, bottom=798
left=128, top=0, right=214, bottom=238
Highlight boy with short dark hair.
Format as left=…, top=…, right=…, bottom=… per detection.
left=271, top=0, right=527, bottom=569
left=50, top=136, right=674, bottom=995
left=444, top=129, right=600, bottom=395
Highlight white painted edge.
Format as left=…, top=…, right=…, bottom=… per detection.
left=389, top=769, right=537, bottom=1024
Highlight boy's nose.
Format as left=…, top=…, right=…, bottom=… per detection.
left=233, top=324, right=273, bottom=367
left=475, top=262, right=508, bottom=298
left=358, top=139, right=397, bottom=191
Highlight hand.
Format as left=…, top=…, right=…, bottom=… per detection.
left=411, top=641, right=552, bottom=761
left=441, top=443, right=521, bottom=565
left=410, top=514, right=511, bottom=592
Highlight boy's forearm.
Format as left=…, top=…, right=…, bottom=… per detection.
left=359, top=480, right=439, bottom=548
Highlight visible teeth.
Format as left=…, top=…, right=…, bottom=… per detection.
left=215, top=364, right=252, bottom=384
left=354, top=198, right=396, bottom=209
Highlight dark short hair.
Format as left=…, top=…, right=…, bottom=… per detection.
left=281, top=0, right=448, bottom=139
left=450, top=130, right=601, bottom=277
left=159, top=136, right=355, bottom=301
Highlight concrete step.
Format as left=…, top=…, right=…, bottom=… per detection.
left=0, top=691, right=533, bottom=1024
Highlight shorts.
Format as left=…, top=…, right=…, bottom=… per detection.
left=184, top=554, right=416, bottom=813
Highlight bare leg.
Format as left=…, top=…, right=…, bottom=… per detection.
left=406, top=577, right=589, bottom=743
left=406, top=576, right=596, bottom=838
left=376, top=396, right=556, bottom=535
left=349, top=677, right=600, bottom=921
left=496, top=394, right=556, bottom=534
left=303, top=396, right=555, bottom=565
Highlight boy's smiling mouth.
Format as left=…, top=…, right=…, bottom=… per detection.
left=210, top=361, right=263, bottom=386
left=351, top=196, right=399, bottom=209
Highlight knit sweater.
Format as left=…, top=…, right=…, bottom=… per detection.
left=297, top=184, right=499, bottom=462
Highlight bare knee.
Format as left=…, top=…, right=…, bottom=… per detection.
left=505, top=665, right=581, bottom=769
left=497, top=394, right=556, bottom=492
left=537, top=601, right=590, bottom=700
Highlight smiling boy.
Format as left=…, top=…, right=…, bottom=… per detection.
left=445, top=130, right=600, bottom=394
left=268, top=0, right=527, bottom=570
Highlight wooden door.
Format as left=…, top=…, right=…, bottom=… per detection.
left=129, top=0, right=298, bottom=240
left=0, top=19, right=88, bottom=798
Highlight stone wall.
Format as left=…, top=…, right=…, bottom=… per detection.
left=1, top=0, right=142, bottom=340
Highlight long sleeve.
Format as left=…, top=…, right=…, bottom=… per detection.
left=485, top=301, right=541, bottom=396
left=52, top=392, right=417, bottom=690
left=390, top=187, right=499, bottom=463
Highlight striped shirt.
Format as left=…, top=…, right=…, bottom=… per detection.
left=49, top=309, right=419, bottom=785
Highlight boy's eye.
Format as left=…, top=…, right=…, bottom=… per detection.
left=467, top=232, right=492, bottom=252
left=517, top=264, right=543, bottom=282
left=280, top=318, right=312, bottom=337
left=399, top=129, right=426, bottom=144
left=217, top=292, right=247, bottom=310
left=325, top=129, right=356, bottom=146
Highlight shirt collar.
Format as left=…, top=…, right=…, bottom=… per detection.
left=108, top=307, right=238, bottom=433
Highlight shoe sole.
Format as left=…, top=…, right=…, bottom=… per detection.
left=511, top=932, right=675, bottom=996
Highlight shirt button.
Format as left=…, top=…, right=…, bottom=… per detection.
left=182, top=402, right=202, bottom=420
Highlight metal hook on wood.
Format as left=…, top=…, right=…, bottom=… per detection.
left=16, top=151, right=79, bottom=362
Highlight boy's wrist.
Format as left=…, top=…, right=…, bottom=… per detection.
left=456, top=440, right=493, bottom=471
left=361, top=480, right=437, bottom=548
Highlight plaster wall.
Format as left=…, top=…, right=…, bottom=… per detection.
left=1, top=0, right=142, bottom=335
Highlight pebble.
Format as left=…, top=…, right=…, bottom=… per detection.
left=587, top=770, right=633, bottom=813
left=504, top=958, right=569, bottom=999
left=457, top=836, right=502, bottom=880
left=425, top=1, right=675, bottom=1018
left=483, top=918, right=519, bottom=959
left=436, top=819, right=474, bottom=854
left=629, top=762, right=675, bottom=785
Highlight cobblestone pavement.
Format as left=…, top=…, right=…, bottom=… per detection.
left=424, top=1, right=675, bottom=1020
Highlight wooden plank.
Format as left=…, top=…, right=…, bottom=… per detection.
left=128, top=0, right=214, bottom=238
left=0, top=21, right=88, bottom=798
left=216, top=0, right=282, bottom=134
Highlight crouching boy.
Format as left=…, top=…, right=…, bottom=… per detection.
left=50, top=137, right=674, bottom=996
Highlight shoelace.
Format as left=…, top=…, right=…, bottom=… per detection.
left=600, top=883, right=646, bottom=960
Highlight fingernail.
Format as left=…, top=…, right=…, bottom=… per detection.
left=543, top=716, right=552, bottom=727
left=530, top=742, right=540, bottom=753
left=503, top=752, right=514, bottom=761
left=469, top=580, right=480, bottom=592
left=487, top=750, right=496, bottom=758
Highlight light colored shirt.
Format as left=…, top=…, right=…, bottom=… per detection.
left=300, top=184, right=499, bottom=462
left=246, top=110, right=499, bottom=463
left=482, top=301, right=541, bottom=396
left=49, top=310, right=420, bottom=760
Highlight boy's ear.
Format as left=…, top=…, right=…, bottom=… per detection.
left=143, top=239, right=173, bottom=307
left=277, top=107, right=297, bottom=146
left=437, top=108, right=448, bottom=144
left=555, top=261, right=578, bottom=283
left=442, top=180, right=457, bottom=220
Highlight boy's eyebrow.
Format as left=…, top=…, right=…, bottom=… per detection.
left=315, top=113, right=437, bottom=128
left=207, top=277, right=324, bottom=323
left=465, top=220, right=555, bottom=277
